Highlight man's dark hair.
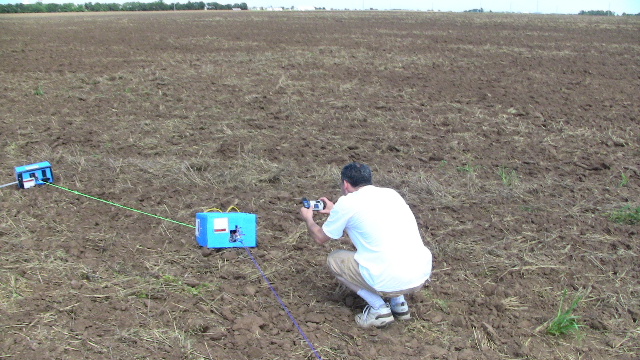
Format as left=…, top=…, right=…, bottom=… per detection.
left=341, top=162, right=373, bottom=188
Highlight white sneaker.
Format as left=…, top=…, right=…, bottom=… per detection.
left=390, top=301, right=410, bottom=320
left=355, top=304, right=394, bottom=328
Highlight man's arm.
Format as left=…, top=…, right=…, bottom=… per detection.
left=300, top=207, right=332, bottom=245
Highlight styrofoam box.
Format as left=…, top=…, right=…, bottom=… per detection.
left=196, top=212, right=257, bottom=248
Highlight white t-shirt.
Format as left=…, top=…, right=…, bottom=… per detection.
left=322, top=185, right=432, bottom=292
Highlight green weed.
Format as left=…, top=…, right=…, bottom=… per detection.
left=0, top=275, right=25, bottom=299
left=618, top=171, right=629, bottom=187
left=498, top=166, right=519, bottom=186
left=34, top=85, right=44, bottom=96
left=161, top=274, right=179, bottom=283
left=456, top=164, right=479, bottom=173
left=609, top=205, right=640, bottom=225
left=520, top=205, right=540, bottom=213
left=135, top=291, right=150, bottom=299
left=433, top=298, right=450, bottom=314
left=161, top=275, right=210, bottom=296
left=184, top=283, right=209, bottom=296
left=546, top=290, right=583, bottom=336
left=131, top=275, right=211, bottom=298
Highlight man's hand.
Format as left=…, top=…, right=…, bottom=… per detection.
left=318, top=197, right=334, bottom=214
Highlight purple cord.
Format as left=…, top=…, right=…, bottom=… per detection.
left=241, top=244, right=324, bottom=360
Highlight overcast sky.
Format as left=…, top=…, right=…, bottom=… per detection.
left=2, top=0, right=639, bottom=14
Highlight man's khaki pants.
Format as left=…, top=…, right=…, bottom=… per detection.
left=326, top=249, right=425, bottom=297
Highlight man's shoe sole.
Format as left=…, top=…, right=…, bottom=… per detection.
left=355, top=313, right=395, bottom=328
left=392, top=311, right=411, bottom=321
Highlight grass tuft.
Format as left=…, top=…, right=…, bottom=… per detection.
left=498, top=166, right=519, bottom=186
left=546, top=289, right=583, bottom=336
left=618, top=171, right=629, bottom=187
left=609, top=205, right=640, bottom=225
left=34, top=84, right=44, bottom=96
left=456, top=164, right=479, bottom=173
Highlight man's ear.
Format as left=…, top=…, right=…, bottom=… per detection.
left=342, top=180, right=354, bottom=193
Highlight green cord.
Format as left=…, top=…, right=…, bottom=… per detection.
left=45, top=182, right=195, bottom=228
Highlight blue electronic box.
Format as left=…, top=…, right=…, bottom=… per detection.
left=15, top=161, right=54, bottom=189
left=196, top=212, right=258, bottom=248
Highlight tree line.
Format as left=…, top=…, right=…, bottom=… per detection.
left=579, top=10, right=639, bottom=16
left=0, top=1, right=248, bottom=13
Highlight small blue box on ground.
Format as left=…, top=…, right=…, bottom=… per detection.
left=196, top=212, right=258, bottom=248
left=15, top=161, right=54, bottom=189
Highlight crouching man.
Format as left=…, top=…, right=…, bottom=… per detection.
left=300, top=162, right=433, bottom=328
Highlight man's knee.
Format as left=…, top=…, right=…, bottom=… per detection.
left=326, top=249, right=342, bottom=274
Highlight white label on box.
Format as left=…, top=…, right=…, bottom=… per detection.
left=213, top=217, right=229, bottom=233
left=23, top=178, right=36, bottom=189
